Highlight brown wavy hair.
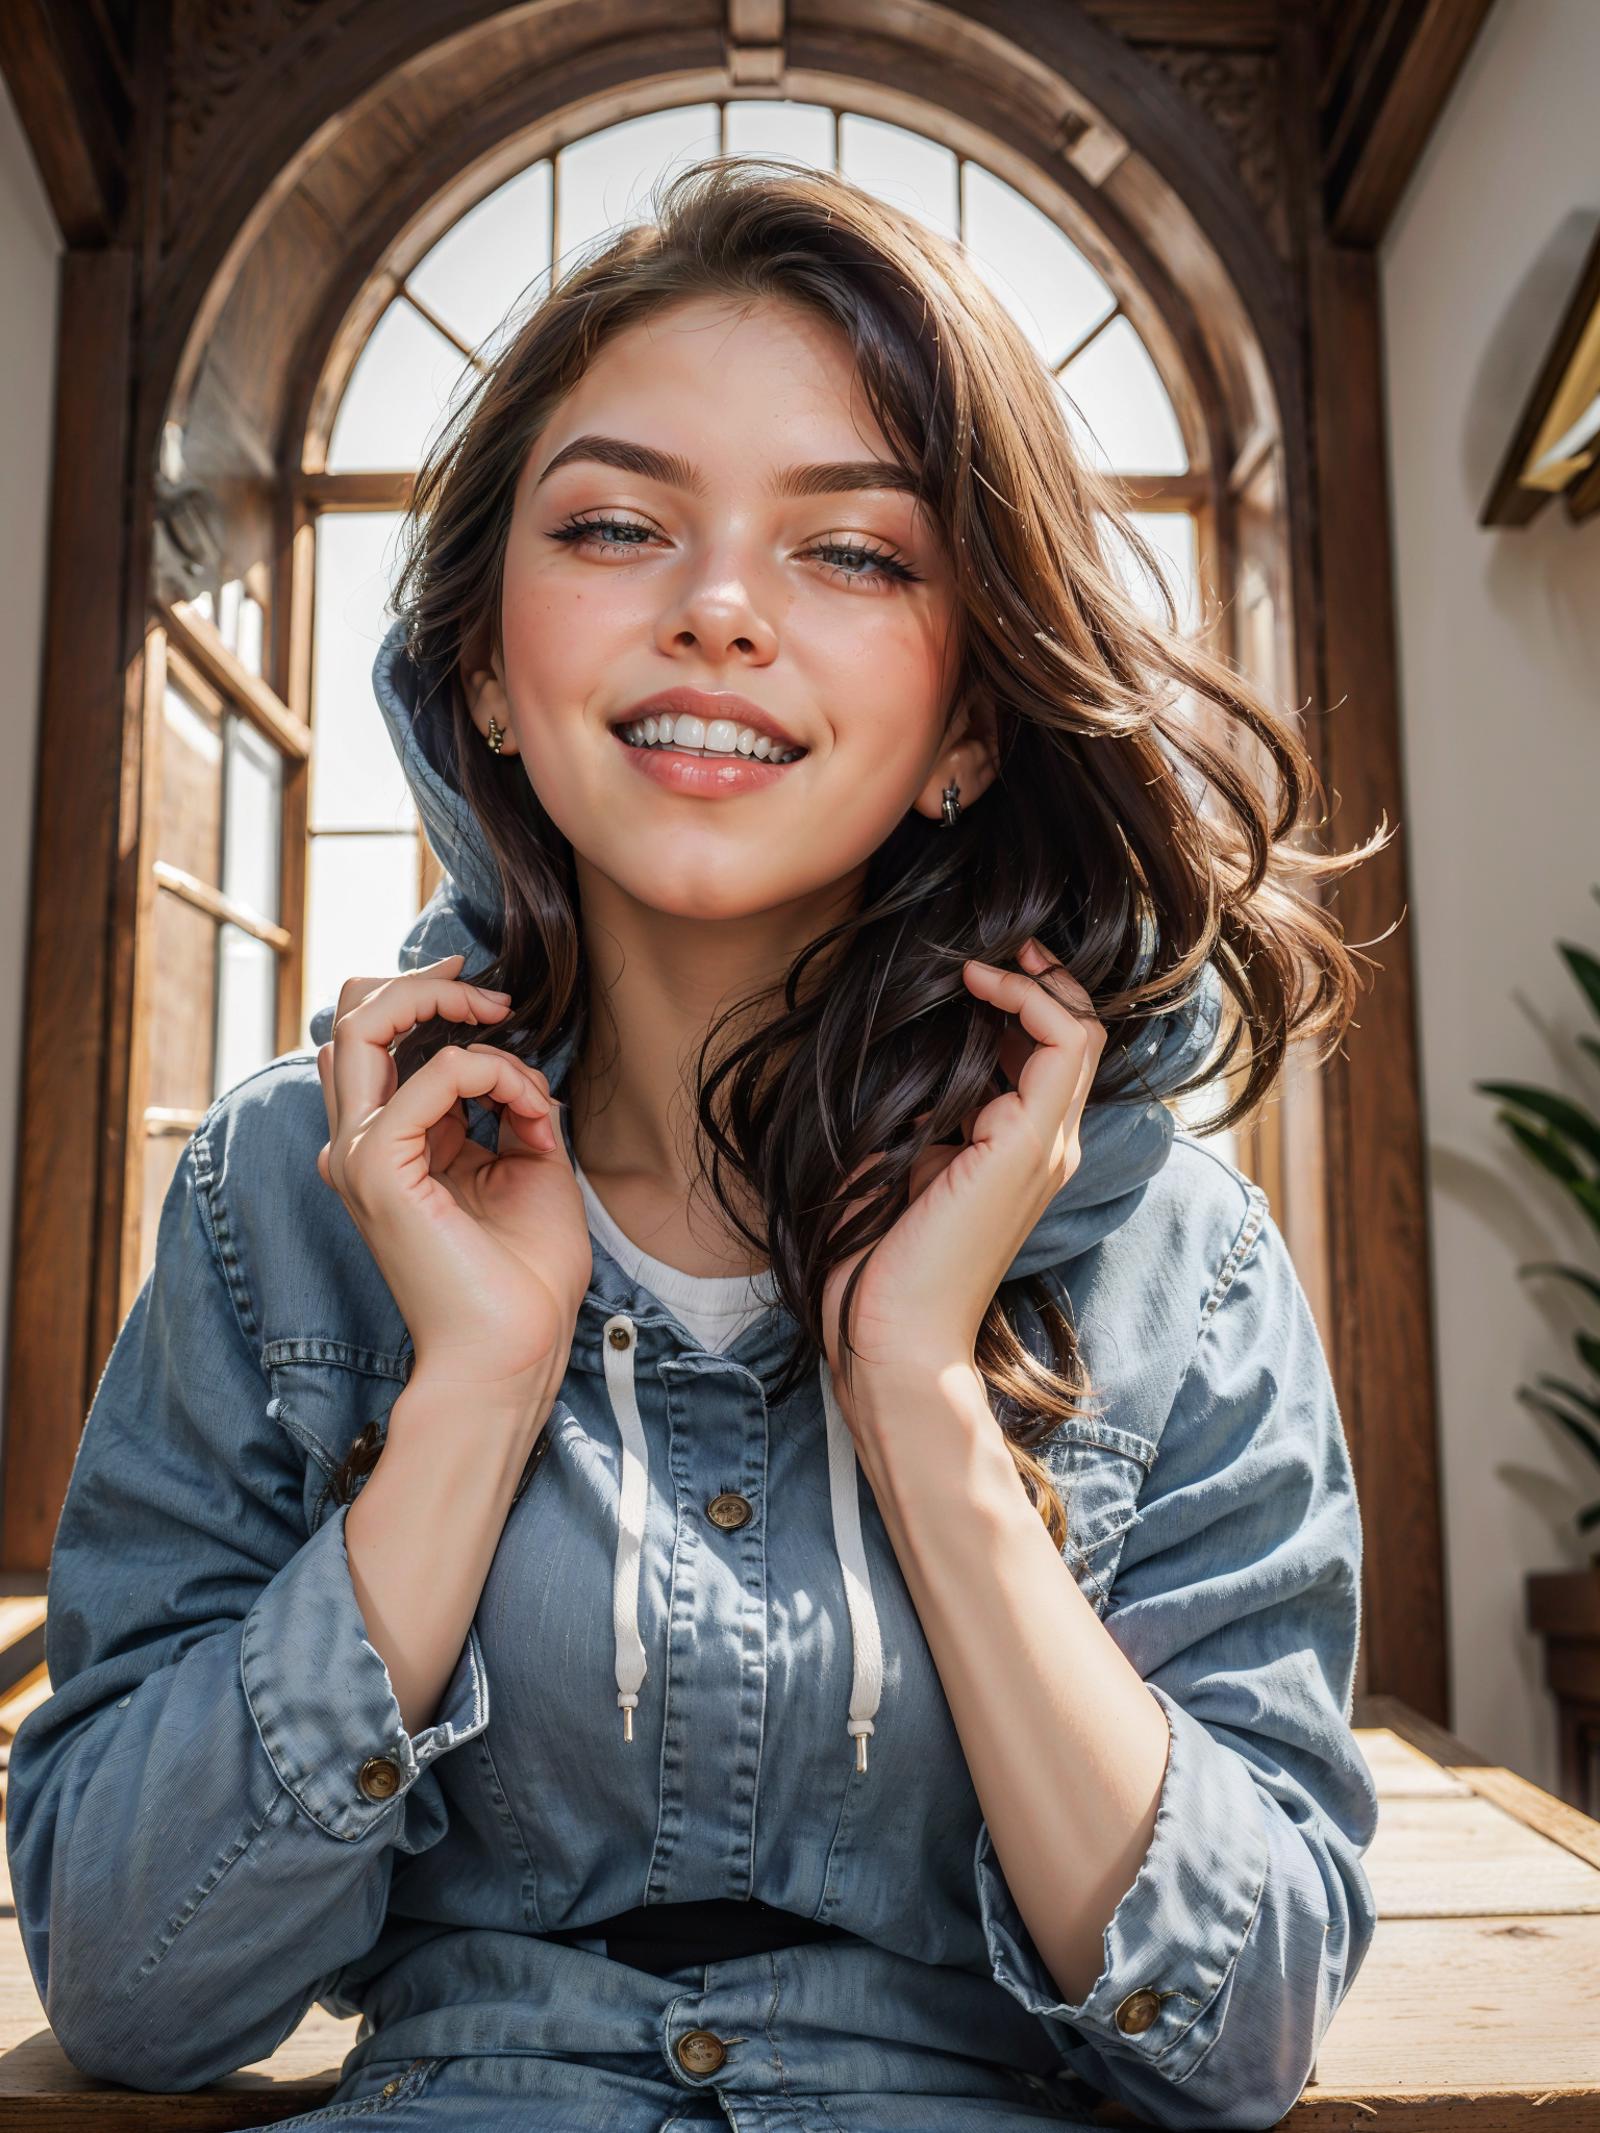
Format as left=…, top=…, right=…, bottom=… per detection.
left=330, top=153, right=1392, bottom=1544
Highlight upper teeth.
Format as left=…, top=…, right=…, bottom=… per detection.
left=618, top=712, right=804, bottom=763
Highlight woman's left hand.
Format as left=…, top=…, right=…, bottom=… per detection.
left=821, top=937, right=1106, bottom=1402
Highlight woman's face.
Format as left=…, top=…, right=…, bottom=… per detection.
left=467, top=293, right=997, bottom=929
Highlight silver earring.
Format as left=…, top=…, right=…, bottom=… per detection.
left=940, top=779, right=962, bottom=829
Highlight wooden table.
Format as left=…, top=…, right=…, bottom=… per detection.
left=1, top=1686, right=1597, bottom=2127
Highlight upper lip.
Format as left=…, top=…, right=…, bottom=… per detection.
left=612, top=688, right=807, bottom=753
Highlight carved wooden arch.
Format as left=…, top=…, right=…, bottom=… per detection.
left=156, top=2, right=1336, bottom=1595
left=6, top=0, right=1446, bottom=1733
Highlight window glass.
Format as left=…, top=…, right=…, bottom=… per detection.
left=303, top=831, right=423, bottom=1049
left=311, top=512, right=415, bottom=832
left=409, top=159, right=553, bottom=357
left=215, top=923, right=277, bottom=1095
left=556, top=105, right=721, bottom=268
left=221, top=710, right=282, bottom=922
left=1058, top=314, right=1188, bottom=475
left=961, top=161, right=1115, bottom=367
left=1100, top=509, right=1199, bottom=635
left=839, top=113, right=958, bottom=241
left=327, top=298, right=473, bottom=472
left=723, top=99, right=834, bottom=168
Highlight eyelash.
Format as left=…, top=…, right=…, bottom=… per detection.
left=547, top=513, right=922, bottom=590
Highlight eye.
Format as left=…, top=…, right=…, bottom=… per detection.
left=547, top=512, right=660, bottom=556
left=802, top=539, right=922, bottom=592
left=545, top=515, right=923, bottom=591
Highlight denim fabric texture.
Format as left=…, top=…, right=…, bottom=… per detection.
left=5, top=621, right=1380, bottom=2131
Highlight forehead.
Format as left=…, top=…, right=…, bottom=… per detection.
left=536, top=293, right=895, bottom=468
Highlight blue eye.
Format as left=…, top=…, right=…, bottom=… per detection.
left=803, top=541, right=921, bottom=589
left=548, top=516, right=921, bottom=590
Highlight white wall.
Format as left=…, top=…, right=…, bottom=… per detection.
left=1381, top=0, right=1600, bottom=1791
left=0, top=80, right=60, bottom=1480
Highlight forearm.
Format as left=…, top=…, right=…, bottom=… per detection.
left=850, top=1362, right=1172, bottom=2007
left=346, top=1370, right=554, bottom=1736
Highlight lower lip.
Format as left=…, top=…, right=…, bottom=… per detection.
left=612, top=730, right=807, bottom=795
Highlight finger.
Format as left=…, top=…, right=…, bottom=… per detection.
left=347, top=1042, right=554, bottom=1200
left=329, top=968, right=514, bottom=1143
left=963, top=958, right=1102, bottom=1153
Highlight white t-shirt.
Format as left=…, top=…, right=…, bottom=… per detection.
left=571, top=1154, right=781, bottom=1355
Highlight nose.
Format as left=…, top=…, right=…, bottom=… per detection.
left=656, top=545, right=778, bottom=665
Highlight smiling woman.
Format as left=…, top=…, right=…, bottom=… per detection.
left=8, top=151, right=1388, bottom=2133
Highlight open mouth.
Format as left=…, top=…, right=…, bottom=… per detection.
left=611, top=715, right=807, bottom=766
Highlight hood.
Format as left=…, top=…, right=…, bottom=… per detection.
left=310, top=618, right=1227, bottom=1276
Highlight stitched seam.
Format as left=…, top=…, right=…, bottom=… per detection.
left=1196, top=1180, right=1268, bottom=1334
left=190, top=1121, right=265, bottom=1360
left=131, top=1782, right=283, bottom=1984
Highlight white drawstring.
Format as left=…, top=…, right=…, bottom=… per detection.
left=602, top=1315, right=650, bottom=1743
left=601, top=1313, right=884, bottom=1768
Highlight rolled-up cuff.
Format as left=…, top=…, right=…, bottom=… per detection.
left=974, top=1681, right=1269, bottom=2080
left=240, top=1498, right=489, bottom=1841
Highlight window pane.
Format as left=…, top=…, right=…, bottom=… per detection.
left=222, top=710, right=282, bottom=922
left=326, top=297, right=475, bottom=472
left=409, top=159, right=553, bottom=359
left=149, top=894, right=217, bottom=1113
left=160, top=676, right=222, bottom=889
left=303, top=831, right=423, bottom=1048
left=724, top=100, right=834, bottom=168
left=961, top=161, right=1115, bottom=369
left=839, top=114, right=958, bottom=242
left=311, top=513, right=416, bottom=832
left=215, top=923, right=277, bottom=1094
left=1099, top=510, right=1199, bottom=635
left=236, top=592, right=265, bottom=678
left=1058, top=314, right=1187, bottom=476
left=557, top=106, right=721, bottom=268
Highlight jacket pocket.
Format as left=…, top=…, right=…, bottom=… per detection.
left=1039, top=1415, right=1156, bottom=1615
left=261, top=1339, right=413, bottom=1532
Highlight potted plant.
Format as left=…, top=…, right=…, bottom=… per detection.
left=1475, top=883, right=1600, bottom=1811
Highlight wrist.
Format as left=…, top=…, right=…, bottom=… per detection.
left=391, top=1364, right=557, bottom=1447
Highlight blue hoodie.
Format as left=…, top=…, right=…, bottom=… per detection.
left=4, top=620, right=1379, bottom=2130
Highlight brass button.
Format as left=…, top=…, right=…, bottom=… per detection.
left=675, top=2028, right=728, bottom=2074
left=379, top=2078, right=401, bottom=2099
left=1114, top=1987, right=1164, bottom=2035
left=357, top=1754, right=402, bottom=1800
left=608, top=1323, right=633, bottom=1348
left=707, top=1491, right=753, bottom=1531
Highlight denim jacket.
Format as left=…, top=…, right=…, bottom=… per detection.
left=5, top=620, right=1379, bottom=2130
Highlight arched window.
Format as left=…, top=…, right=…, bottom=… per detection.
left=301, top=101, right=1227, bottom=1144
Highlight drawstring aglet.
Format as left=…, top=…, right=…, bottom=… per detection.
left=620, top=1691, right=638, bottom=1743
left=849, top=1717, right=874, bottom=1773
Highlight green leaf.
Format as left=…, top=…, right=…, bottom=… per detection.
left=1518, top=1388, right=1600, bottom=1470
left=1516, top=1261, right=1600, bottom=1308
left=1560, top=941, right=1600, bottom=1027
left=1476, top=1081, right=1600, bottom=1168
left=1497, top=1113, right=1586, bottom=1186
left=1531, top=1373, right=1600, bottom=1424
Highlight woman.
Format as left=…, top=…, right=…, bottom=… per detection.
left=7, top=157, right=1389, bottom=2130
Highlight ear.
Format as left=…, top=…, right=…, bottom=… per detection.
left=911, top=698, right=1000, bottom=824
left=460, top=637, right=518, bottom=757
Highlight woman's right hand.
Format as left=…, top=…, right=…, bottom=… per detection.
left=315, top=951, right=593, bottom=1412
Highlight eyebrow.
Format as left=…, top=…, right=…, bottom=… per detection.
left=534, top=432, right=925, bottom=502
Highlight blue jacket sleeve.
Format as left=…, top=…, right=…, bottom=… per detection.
left=3, top=1121, right=490, bottom=2092
left=973, top=1200, right=1380, bottom=2131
